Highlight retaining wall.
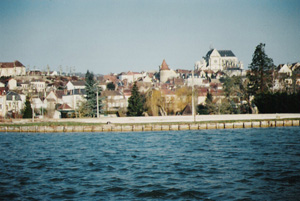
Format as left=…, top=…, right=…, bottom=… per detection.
left=0, top=119, right=299, bottom=133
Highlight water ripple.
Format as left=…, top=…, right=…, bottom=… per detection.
left=0, top=127, right=300, bottom=200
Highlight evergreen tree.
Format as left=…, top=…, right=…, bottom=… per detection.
left=23, top=96, right=32, bottom=118
left=85, top=70, right=102, bottom=117
left=127, top=82, right=144, bottom=116
left=247, top=43, right=274, bottom=95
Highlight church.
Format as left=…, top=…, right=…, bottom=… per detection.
left=195, top=49, right=244, bottom=72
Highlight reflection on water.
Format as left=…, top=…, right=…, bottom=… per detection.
left=0, top=127, right=300, bottom=200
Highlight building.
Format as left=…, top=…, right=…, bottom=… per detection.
left=118, top=72, right=144, bottom=83
left=66, top=80, right=86, bottom=91
left=278, top=64, right=292, bottom=76
left=0, top=60, right=26, bottom=77
left=159, top=59, right=178, bottom=83
left=5, top=91, right=24, bottom=117
left=195, top=49, right=244, bottom=73
left=101, top=90, right=127, bottom=113
left=31, top=79, right=46, bottom=92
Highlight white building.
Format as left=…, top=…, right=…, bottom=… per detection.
left=66, top=81, right=86, bottom=91
left=195, top=49, right=244, bottom=73
left=101, top=90, right=128, bottom=112
left=278, top=64, right=292, bottom=76
left=62, top=89, right=86, bottom=110
left=0, top=60, right=26, bottom=77
left=185, top=76, right=204, bottom=87
left=5, top=91, right=24, bottom=116
left=118, top=72, right=144, bottom=83
left=31, top=80, right=46, bottom=92
left=159, top=59, right=178, bottom=83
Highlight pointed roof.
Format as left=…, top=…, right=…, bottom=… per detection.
left=206, top=49, right=235, bottom=58
left=160, top=59, right=170, bottom=71
left=57, top=103, right=72, bottom=110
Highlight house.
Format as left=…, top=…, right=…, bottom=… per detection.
left=291, top=63, right=300, bottom=72
left=278, top=64, right=292, bottom=76
left=31, top=79, right=46, bottom=92
left=101, top=90, right=127, bottom=113
left=44, top=90, right=65, bottom=118
left=224, top=68, right=246, bottom=77
left=140, top=74, right=153, bottom=83
left=47, top=71, right=58, bottom=76
left=118, top=71, right=144, bottom=83
left=103, top=74, right=118, bottom=83
left=196, top=88, right=209, bottom=105
left=45, top=90, right=64, bottom=109
left=62, top=89, right=86, bottom=110
left=195, top=70, right=206, bottom=79
left=57, top=103, right=73, bottom=118
left=0, top=60, right=26, bottom=77
left=185, top=75, right=204, bottom=87
left=98, top=82, right=107, bottom=91
left=32, top=97, right=46, bottom=110
left=19, top=81, right=30, bottom=91
left=5, top=91, right=24, bottom=117
left=66, top=80, right=86, bottom=91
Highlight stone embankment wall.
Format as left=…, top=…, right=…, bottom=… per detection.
left=0, top=120, right=299, bottom=133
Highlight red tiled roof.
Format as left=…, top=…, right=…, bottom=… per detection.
left=0, top=60, right=25, bottom=68
left=57, top=103, right=72, bottom=110
left=160, top=59, right=170, bottom=70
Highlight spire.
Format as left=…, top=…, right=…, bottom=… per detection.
left=160, top=59, right=170, bottom=70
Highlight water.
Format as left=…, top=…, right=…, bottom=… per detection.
left=0, top=127, right=300, bottom=200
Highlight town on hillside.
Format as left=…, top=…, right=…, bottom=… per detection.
left=1, top=48, right=300, bottom=119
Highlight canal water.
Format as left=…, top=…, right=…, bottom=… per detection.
left=0, top=127, right=300, bottom=200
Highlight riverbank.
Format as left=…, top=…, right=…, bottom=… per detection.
left=1, top=114, right=300, bottom=132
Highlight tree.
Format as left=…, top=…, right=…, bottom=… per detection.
left=223, top=76, right=251, bottom=113
left=22, top=96, right=32, bottom=118
left=197, top=104, right=209, bottom=115
left=107, top=82, right=116, bottom=91
left=85, top=70, right=102, bottom=117
left=127, top=82, right=144, bottom=116
left=205, top=91, right=216, bottom=114
left=77, top=100, right=90, bottom=118
left=175, top=86, right=192, bottom=113
left=145, top=89, right=163, bottom=116
left=247, top=43, right=274, bottom=95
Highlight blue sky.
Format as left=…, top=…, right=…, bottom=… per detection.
left=1, top=0, right=299, bottom=75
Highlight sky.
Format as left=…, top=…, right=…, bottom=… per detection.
left=0, top=0, right=300, bottom=75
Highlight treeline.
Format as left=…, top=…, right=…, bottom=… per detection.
left=254, top=92, right=300, bottom=113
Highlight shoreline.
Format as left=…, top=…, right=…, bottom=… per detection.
left=1, top=114, right=300, bottom=133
